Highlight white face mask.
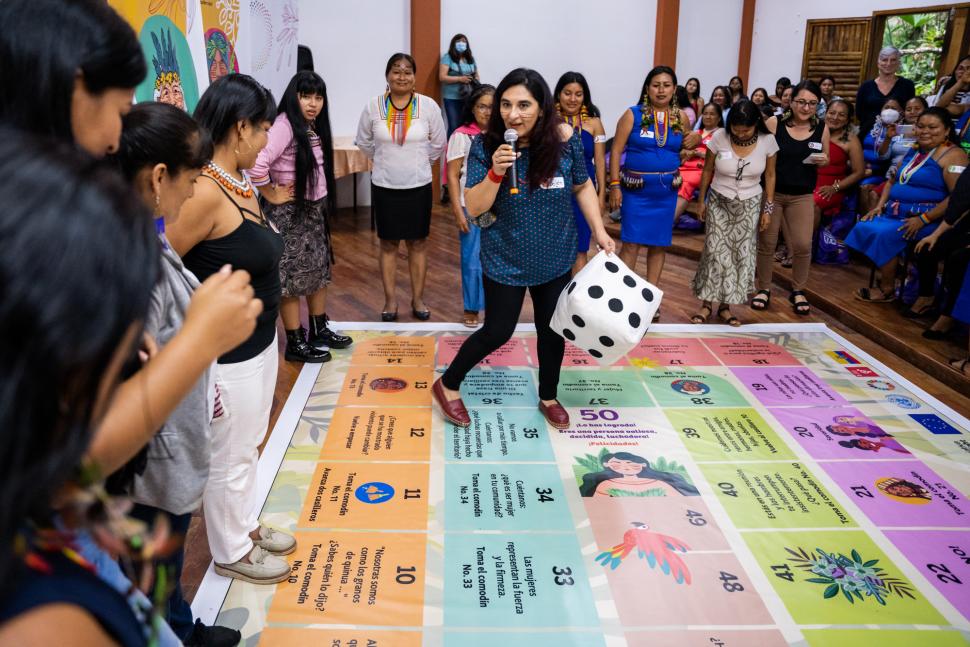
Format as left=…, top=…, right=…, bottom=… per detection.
left=880, top=108, right=900, bottom=124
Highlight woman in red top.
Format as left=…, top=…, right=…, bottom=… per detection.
left=813, top=99, right=864, bottom=223
left=675, top=102, right=723, bottom=223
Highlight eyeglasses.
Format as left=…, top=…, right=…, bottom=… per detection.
left=793, top=99, right=819, bottom=109
left=474, top=105, right=492, bottom=112
left=736, top=159, right=750, bottom=182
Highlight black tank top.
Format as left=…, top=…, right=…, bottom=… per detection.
left=182, top=177, right=283, bottom=364
left=775, top=120, right=825, bottom=195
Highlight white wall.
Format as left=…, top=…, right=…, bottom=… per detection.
left=676, top=0, right=743, bottom=101
left=748, top=0, right=948, bottom=93
left=441, top=0, right=657, bottom=132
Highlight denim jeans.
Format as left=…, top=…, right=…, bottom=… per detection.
left=459, top=220, right=485, bottom=312
left=444, top=98, right=464, bottom=139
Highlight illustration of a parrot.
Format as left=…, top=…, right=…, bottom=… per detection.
left=595, top=522, right=692, bottom=585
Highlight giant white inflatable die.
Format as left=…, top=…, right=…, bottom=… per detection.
left=550, top=251, right=662, bottom=366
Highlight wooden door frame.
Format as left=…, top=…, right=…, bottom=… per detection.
left=865, top=3, right=970, bottom=80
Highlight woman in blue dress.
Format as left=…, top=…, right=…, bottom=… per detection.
left=858, top=97, right=902, bottom=216
left=609, top=66, right=699, bottom=316
left=849, top=107, right=966, bottom=302
left=555, top=71, right=607, bottom=272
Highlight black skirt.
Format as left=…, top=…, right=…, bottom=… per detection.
left=372, top=183, right=432, bottom=240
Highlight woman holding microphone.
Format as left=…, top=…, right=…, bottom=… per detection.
left=432, top=68, right=615, bottom=431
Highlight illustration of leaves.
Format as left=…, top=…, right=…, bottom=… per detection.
left=823, top=583, right=840, bottom=598
left=806, top=577, right=834, bottom=584
left=884, top=578, right=917, bottom=600
left=843, top=588, right=855, bottom=604
left=851, top=549, right=862, bottom=563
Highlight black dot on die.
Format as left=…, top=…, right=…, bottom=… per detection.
left=642, top=287, right=654, bottom=302
left=608, top=298, right=623, bottom=313
left=629, top=312, right=641, bottom=328
left=588, top=285, right=604, bottom=299
left=563, top=328, right=575, bottom=341
left=599, top=336, right=615, bottom=347
left=604, top=261, right=619, bottom=273
left=623, top=275, right=636, bottom=288
left=589, top=349, right=603, bottom=358
left=572, top=314, right=585, bottom=327
left=567, top=281, right=576, bottom=294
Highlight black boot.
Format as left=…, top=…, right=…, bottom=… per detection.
left=284, top=327, right=331, bottom=363
left=183, top=620, right=241, bottom=647
left=309, top=314, right=354, bottom=349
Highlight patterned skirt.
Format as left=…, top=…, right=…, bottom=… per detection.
left=692, top=189, right=760, bottom=304
left=263, top=197, right=332, bottom=297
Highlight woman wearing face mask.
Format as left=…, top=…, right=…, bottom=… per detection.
left=754, top=80, right=830, bottom=316
left=858, top=98, right=904, bottom=217
left=813, top=99, right=864, bottom=223
left=675, top=102, right=723, bottom=225
left=251, top=70, right=353, bottom=364
left=356, top=53, right=447, bottom=321
left=727, top=76, right=747, bottom=105
left=685, top=77, right=704, bottom=122
left=610, top=66, right=701, bottom=306
left=934, top=55, right=970, bottom=120
left=692, top=101, right=777, bottom=326
left=555, top=71, right=608, bottom=272
left=113, top=103, right=259, bottom=647
left=447, top=84, right=495, bottom=328
left=856, top=47, right=916, bottom=138
left=849, top=108, right=966, bottom=304
left=168, top=74, right=294, bottom=586
left=879, top=96, right=928, bottom=174
left=709, top=85, right=731, bottom=123
left=433, top=68, right=615, bottom=432
left=439, top=34, right=479, bottom=138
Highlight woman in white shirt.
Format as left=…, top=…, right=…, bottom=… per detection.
left=692, top=100, right=778, bottom=326
left=356, top=53, right=446, bottom=321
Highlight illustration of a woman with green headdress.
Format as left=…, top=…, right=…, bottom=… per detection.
left=151, top=28, right=186, bottom=110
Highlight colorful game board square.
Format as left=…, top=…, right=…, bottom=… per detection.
left=732, top=367, right=847, bottom=406
left=558, top=369, right=651, bottom=407
left=444, top=463, right=572, bottom=531
left=665, top=408, right=796, bottom=461
left=910, top=413, right=964, bottom=435
left=640, top=369, right=750, bottom=408
left=884, top=529, right=970, bottom=622
left=320, top=407, right=432, bottom=461
left=443, top=534, right=598, bottom=627
left=350, top=335, right=435, bottom=366
left=802, top=629, right=968, bottom=647
left=700, top=462, right=856, bottom=529
left=437, top=335, right=533, bottom=367
left=445, top=632, right=605, bottom=647
left=557, top=407, right=678, bottom=441
left=267, top=531, right=427, bottom=626
left=744, top=530, right=947, bottom=625
left=337, top=367, right=434, bottom=406
left=561, top=340, right=629, bottom=367
left=259, top=629, right=422, bottom=647
left=768, top=407, right=913, bottom=460
left=585, top=497, right=729, bottom=551
left=298, top=462, right=429, bottom=530
left=627, top=337, right=719, bottom=367
left=703, top=337, right=800, bottom=366
left=821, top=460, right=969, bottom=528
left=459, top=369, right=539, bottom=407
left=444, top=408, right=555, bottom=462
left=568, top=444, right=697, bottom=499
left=626, top=630, right=788, bottom=647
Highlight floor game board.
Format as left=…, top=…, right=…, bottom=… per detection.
left=191, top=323, right=970, bottom=646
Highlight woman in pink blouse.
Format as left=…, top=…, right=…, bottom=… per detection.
left=252, top=70, right=353, bottom=363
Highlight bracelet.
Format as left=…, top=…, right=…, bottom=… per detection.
left=487, top=168, right=503, bottom=184
left=834, top=180, right=841, bottom=192
left=609, top=180, right=621, bottom=186
left=762, top=201, right=775, bottom=215
left=919, top=213, right=930, bottom=225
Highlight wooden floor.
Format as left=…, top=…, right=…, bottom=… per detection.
left=180, top=204, right=970, bottom=605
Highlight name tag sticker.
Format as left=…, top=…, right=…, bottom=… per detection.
left=641, top=128, right=655, bottom=138
left=541, top=176, right=565, bottom=189
left=593, top=135, right=607, bottom=143
left=808, top=141, right=823, bottom=150
left=719, top=151, right=733, bottom=160
left=948, top=165, right=967, bottom=174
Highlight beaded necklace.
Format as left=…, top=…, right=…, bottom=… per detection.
left=640, top=98, right=683, bottom=148
left=557, top=103, right=589, bottom=132
left=898, top=146, right=937, bottom=185
left=204, top=161, right=254, bottom=198
left=382, top=92, right=417, bottom=146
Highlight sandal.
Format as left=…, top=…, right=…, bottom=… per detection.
left=789, top=290, right=811, bottom=316
left=751, top=290, right=770, bottom=311
left=463, top=311, right=479, bottom=328
left=652, top=307, right=661, bottom=323
left=855, top=287, right=893, bottom=303
left=717, top=306, right=741, bottom=327
left=690, top=303, right=712, bottom=324
left=949, top=357, right=970, bottom=375
left=901, top=303, right=937, bottom=319
left=781, top=256, right=793, bottom=269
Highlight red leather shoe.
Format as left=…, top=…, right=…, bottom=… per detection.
left=432, top=378, right=471, bottom=427
left=538, top=400, right=570, bottom=429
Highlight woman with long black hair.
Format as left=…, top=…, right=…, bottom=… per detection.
left=579, top=452, right=699, bottom=497
left=432, top=68, right=615, bottom=431
left=439, top=33, right=480, bottom=138
left=727, top=75, right=747, bottom=104
left=252, top=70, right=353, bottom=363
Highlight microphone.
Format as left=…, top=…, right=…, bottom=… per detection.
left=504, top=128, right=519, bottom=195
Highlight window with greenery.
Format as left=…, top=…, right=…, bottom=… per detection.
left=882, top=11, right=947, bottom=96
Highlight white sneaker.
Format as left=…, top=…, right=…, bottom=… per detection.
left=214, top=546, right=289, bottom=584
left=253, top=524, right=296, bottom=555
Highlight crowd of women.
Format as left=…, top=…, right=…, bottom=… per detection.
left=1, top=2, right=969, bottom=644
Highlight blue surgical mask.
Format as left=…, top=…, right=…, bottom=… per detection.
left=455, top=41, right=468, bottom=53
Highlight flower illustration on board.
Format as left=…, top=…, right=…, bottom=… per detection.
left=786, top=546, right=916, bottom=606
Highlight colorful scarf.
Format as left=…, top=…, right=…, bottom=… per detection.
left=380, top=93, right=418, bottom=146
